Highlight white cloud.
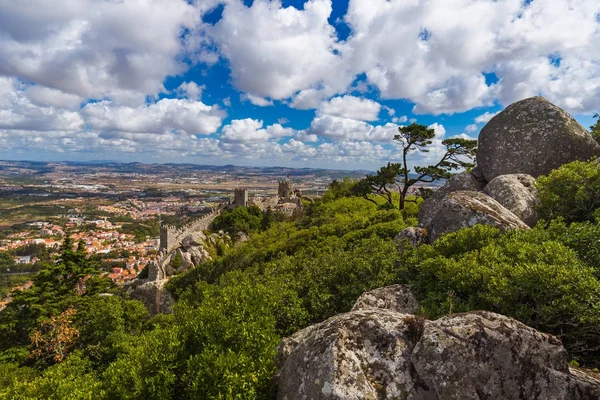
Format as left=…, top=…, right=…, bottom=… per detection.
left=240, top=93, right=274, bottom=107
left=392, top=115, right=408, bottom=124
left=175, top=82, right=205, bottom=100
left=25, top=86, right=83, bottom=110
left=465, top=124, right=479, bottom=134
left=474, top=111, right=500, bottom=124
left=220, top=119, right=295, bottom=143
left=317, top=95, right=381, bottom=121
left=208, top=0, right=350, bottom=101
left=0, top=77, right=84, bottom=132
left=308, top=115, right=398, bottom=142
left=81, top=98, right=225, bottom=135
left=341, top=0, right=600, bottom=114
left=290, top=88, right=330, bottom=110
left=0, top=0, right=199, bottom=105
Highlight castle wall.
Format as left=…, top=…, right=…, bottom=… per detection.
left=234, top=189, right=248, bottom=207
left=278, top=180, right=293, bottom=198
left=159, top=204, right=226, bottom=253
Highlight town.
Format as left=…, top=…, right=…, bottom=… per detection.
left=0, top=160, right=369, bottom=307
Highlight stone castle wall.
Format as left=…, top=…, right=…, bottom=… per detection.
left=159, top=204, right=227, bottom=253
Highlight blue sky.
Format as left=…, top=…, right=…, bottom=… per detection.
left=0, top=0, right=598, bottom=171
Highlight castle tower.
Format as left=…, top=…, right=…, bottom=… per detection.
left=278, top=180, right=293, bottom=198
left=234, top=188, right=248, bottom=207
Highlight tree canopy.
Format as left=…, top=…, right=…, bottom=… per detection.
left=355, top=124, right=477, bottom=210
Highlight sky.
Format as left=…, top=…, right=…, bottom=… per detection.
left=0, top=0, right=599, bottom=171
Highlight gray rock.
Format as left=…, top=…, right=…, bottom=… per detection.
left=275, top=310, right=600, bottom=400
left=477, top=96, right=600, bottom=182
left=128, top=280, right=173, bottom=315
left=419, top=171, right=485, bottom=229
left=484, top=174, right=540, bottom=227
left=412, top=311, right=600, bottom=400
left=174, top=248, right=194, bottom=273
left=180, top=234, right=203, bottom=250
left=426, top=191, right=529, bottom=242
left=352, top=285, right=420, bottom=314
left=187, top=245, right=211, bottom=267
left=276, top=309, right=429, bottom=400
left=395, top=227, right=428, bottom=250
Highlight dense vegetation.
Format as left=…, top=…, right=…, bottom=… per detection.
left=0, top=160, right=600, bottom=398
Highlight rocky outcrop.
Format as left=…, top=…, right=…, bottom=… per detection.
left=275, top=309, right=600, bottom=399
left=477, top=96, right=600, bottom=182
left=275, top=309, right=429, bottom=400
left=418, top=171, right=486, bottom=229
left=425, top=191, right=529, bottom=243
left=483, top=174, right=540, bottom=227
left=394, top=227, right=427, bottom=250
left=128, top=280, right=174, bottom=315
left=413, top=311, right=599, bottom=400
left=351, top=285, right=420, bottom=314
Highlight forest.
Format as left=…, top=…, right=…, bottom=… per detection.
left=0, top=159, right=599, bottom=399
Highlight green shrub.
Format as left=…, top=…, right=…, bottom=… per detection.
left=537, top=160, right=600, bottom=223
left=402, top=226, right=600, bottom=365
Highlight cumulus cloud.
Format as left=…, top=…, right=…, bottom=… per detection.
left=25, top=86, right=83, bottom=110
left=175, top=82, right=205, bottom=100
left=308, top=115, right=398, bottom=142
left=392, top=116, right=408, bottom=124
left=240, top=93, right=274, bottom=107
left=0, top=0, right=199, bottom=104
left=81, top=98, right=225, bottom=136
left=465, top=124, right=479, bottom=134
left=220, top=119, right=295, bottom=143
left=342, top=0, right=600, bottom=114
left=208, top=0, right=350, bottom=101
left=474, top=111, right=500, bottom=124
left=0, top=77, right=84, bottom=132
left=317, top=95, right=381, bottom=121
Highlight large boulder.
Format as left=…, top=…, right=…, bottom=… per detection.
left=477, top=96, right=600, bottom=182
left=187, top=245, right=211, bottom=266
left=275, top=309, right=429, bottom=400
left=426, top=191, right=529, bottom=242
left=275, top=310, right=600, bottom=400
left=412, top=311, right=600, bottom=399
left=418, top=171, right=486, bottom=228
left=483, top=174, right=540, bottom=227
left=351, top=285, right=420, bottom=314
left=128, top=280, right=174, bottom=315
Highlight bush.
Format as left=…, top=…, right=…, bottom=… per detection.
left=401, top=226, right=600, bottom=366
left=537, top=160, right=600, bottom=223
left=212, top=206, right=263, bottom=234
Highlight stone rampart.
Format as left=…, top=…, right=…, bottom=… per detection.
left=159, top=204, right=226, bottom=253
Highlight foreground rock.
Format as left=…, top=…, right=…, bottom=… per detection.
left=413, top=311, right=598, bottom=399
left=276, top=309, right=429, bottom=400
left=128, top=280, right=174, bottom=315
left=483, top=174, right=540, bottom=227
left=275, top=309, right=600, bottom=399
left=418, top=171, right=486, bottom=229
left=477, top=96, right=600, bottom=182
left=351, top=285, right=420, bottom=314
left=426, top=191, right=529, bottom=242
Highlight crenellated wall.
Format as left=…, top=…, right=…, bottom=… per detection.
left=159, top=204, right=227, bottom=253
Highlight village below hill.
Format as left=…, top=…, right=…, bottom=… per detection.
left=0, top=161, right=375, bottom=303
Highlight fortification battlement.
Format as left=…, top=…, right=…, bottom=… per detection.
left=159, top=204, right=226, bottom=252
left=278, top=180, right=294, bottom=198
left=234, top=188, right=248, bottom=207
